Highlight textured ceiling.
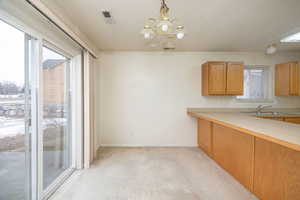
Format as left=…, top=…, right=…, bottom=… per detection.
left=43, top=0, right=300, bottom=52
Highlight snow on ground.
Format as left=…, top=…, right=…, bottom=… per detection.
left=0, top=99, right=24, bottom=105
left=0, top=117, right=24, bottom=139
left=0, top=95, right=22, bottom=99
left=0, top=117, right=66, bottom=139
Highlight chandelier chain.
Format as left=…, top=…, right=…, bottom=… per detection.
left=160, top=0, right=169, bottom=17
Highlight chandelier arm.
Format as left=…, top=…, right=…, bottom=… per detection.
left=170, top=18, right=178, bottom=24
left=148, top=18, right=157, bottom=23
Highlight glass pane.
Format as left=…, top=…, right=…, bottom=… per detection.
left=42, top=46, right=71, bottom=189
left=237, top=68, right=266, bottom=100
left=0, top=20, right=28, bottom=200
left=249, top=69, right=264, bottom=99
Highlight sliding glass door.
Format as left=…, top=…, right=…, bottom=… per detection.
left=42, top=45, right=72, bottom=192
left=0, top=0, right=83, bottom=196
left=0, top=20, right=31, bottom=200
left=0, top=20, right=75, bottom=200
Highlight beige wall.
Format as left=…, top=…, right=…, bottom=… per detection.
left=95, top=51, right=300, bottom=147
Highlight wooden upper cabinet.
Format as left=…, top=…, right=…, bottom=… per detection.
left=202, top=61, right=244, bottom=96
left=208, top=62, right=227, bottom=95
left=275, top=62, right=300, bottom=96
left=226, top=62, right=244, bottom=95
left=290, top=62, right=300, bottom=95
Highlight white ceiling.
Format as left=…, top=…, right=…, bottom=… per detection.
left=44, top=0, right=300, bottom=52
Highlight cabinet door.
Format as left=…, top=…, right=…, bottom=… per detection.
left=254, top=138, right=300, bottom=200
left=208, top=62, right=227, bottom=95
left=213, top=124, right=254, bottom=191
left=284, top=117, right=300, bottom=124
left=197, top=119, right=212, bottom=156
left=289, top=62, right=300, bottom=96
left=275, top=63, right=290, bottom=96
left=226, top=62, right=244, bottom=95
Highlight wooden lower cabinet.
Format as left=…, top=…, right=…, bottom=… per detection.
left=254, top=138, right=300, bottom=200
left=257, top=116, right=300, bottom=124
left=285, top=117, right=300, bottom=125
left=197, top=119, right=212, bottom=156
left=212, top=124, right=254, bottom=191
left=197, top=119, right=300, bottom=200
left=260, top=116, right=284, bottom=121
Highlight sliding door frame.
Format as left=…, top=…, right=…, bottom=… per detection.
left=24, top=33, right=32, bottom=200
left=41, top=41, right=75, bottom=200
left=24, top=33, right=41, bottom=200
left=0, top=9, right=84, bottom=200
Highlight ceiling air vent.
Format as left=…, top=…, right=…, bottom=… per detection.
left=102, top=10, right=115, bottom=24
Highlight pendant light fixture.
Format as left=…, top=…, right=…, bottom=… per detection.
left=141, top=0, right=185, bottom=48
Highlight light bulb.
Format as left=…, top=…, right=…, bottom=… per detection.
left=266, top=44, right=277, bottom=55
left=161, top=24, right=169, bottom=32
left=176, top=26, right=185, bottom=39
left=144, top=32, right=151, bottom=39
left=141, top=26, right=154, bottom=39
left=176, top=32, right=184, bottom=39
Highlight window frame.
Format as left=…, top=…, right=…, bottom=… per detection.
left=236, top=65, right=273, bottom=103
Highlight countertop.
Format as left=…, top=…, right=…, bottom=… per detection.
left=188, top=110, right=300, bottom=151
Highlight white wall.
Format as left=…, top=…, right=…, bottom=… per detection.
left=95, top=51, right=300, bottom=147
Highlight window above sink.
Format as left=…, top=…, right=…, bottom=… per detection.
left=236, top=65, right=272, bottom=103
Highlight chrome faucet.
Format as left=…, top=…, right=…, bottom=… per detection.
left=256, top=105, right=272, bottom=115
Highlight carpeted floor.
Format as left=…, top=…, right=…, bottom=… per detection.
left=52, top=147, right=258, bottom=200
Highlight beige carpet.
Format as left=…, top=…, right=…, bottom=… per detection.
left=52, top=147, right=258, bottom=200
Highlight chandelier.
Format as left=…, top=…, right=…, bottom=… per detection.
left=141, top=0, right=185, bottom=48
